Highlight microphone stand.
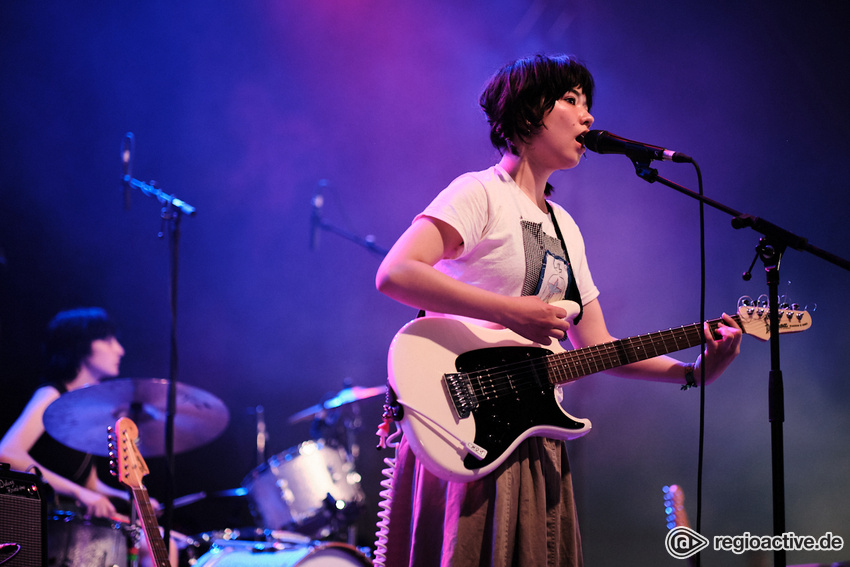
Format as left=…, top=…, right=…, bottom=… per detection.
left=310, top=183, right=387, bottom=257
left=314, top=216, right=389, bottom=257
left=122, top=172, right=197, bottom=551
left=631, top=159, right=849, bottom=567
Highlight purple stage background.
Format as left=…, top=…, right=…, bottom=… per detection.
left=2, top=1, right=848, bottom=565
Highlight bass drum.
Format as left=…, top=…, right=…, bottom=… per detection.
left=193, top=540, right=371, bottom=566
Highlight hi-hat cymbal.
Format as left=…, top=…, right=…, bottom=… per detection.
left=288, top=385, right=385, bottom=424
left=43, top=378, right=230, bottom=457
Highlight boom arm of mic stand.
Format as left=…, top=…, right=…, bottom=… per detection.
left=125, top=176, right=197, bottom=217
left=631, top=162, right=850, bottom=271
left=316, top=218, right=389, bottom=257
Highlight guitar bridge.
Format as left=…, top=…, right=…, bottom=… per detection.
left=444, top=373, right=477, bottom=419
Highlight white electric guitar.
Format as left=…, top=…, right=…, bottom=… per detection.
left=387, top=300, right=811, bottom=483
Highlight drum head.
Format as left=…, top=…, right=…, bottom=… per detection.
left=193, top=541, right=371, bottom=566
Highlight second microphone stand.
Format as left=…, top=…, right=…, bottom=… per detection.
left=123, top=165, right=196, bottom=550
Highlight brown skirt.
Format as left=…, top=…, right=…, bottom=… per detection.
left=378, top=435, right=583, bottom=567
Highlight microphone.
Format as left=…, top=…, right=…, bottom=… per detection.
left=583, top=130, right=692, bottom=163
left=121, top=132, right=134, bottom=209
left=310, top=191, right=324, bottom=250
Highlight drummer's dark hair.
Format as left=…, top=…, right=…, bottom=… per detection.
left=43, top=307, right=118, bottom=385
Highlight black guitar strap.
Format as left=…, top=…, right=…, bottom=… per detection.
left=546, top=201, right=584, bottom=325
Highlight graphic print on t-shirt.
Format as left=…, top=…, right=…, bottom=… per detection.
left=536, top=250, right=569, bottom=303
left=520, top=219, right=574, bottom=302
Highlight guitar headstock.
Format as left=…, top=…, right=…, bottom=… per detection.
left=108, top=417, right=150, bottom=490
left=735, top=296, right=812, bottom=341
left=663, top=484, right=690, bottom=529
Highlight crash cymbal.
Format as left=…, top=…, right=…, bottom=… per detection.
left=288, top=385, right=385, bottom=424
left=43, top=377, right=229, bottom=457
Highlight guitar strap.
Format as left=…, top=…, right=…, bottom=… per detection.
left=546, top=201, right=584, bottom=325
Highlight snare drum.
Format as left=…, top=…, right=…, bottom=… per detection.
left=47, top=510, right=128, bottom=567
left=242, top=440, right=364, bottom=535
left=194, top=540, right=371, bottom=566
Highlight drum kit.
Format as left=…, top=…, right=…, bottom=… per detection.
left=40, top=377, right=383, bottom=566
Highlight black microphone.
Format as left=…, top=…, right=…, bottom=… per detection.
left=121, top=132, right=134, bottom=210
left=310, top=192, right=324, bottom=250
left=583, top=130, right=692, bottom=163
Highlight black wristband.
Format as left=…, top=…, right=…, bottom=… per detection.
left=681, top=362, right=697, bottom=391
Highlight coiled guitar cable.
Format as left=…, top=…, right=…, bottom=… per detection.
left=372, top=385, right=403, bottom=567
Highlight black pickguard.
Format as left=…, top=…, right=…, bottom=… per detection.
left=455, top=346, right=587, bottom=471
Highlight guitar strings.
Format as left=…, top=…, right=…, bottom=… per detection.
left=455, top=317, right=738, bottom=403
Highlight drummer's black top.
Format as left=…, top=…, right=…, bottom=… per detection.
left=31, top=382, right=95, bottom=487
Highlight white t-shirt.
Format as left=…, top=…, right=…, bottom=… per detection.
left=418, top=164, right=599, bottom=316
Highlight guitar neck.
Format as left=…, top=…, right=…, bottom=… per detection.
left=547, top=315, right=739, bottom=385
left=131, top=487, right=170, bottom=566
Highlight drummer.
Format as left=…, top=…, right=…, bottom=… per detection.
left=0, top=307, right=176, bottom=566
left=0, top=307, right=131, bottom=515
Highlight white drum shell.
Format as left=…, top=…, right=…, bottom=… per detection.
left=242, top=440, right=364, bottom=531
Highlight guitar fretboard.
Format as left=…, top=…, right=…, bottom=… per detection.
left=131, top=486, right=170, bottom=567
left=546, top=315, right=740, bottom=385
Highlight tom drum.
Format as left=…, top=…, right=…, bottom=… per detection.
left=242, top=440, right=364, bottom=536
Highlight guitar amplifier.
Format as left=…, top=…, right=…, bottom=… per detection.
left=0, top=464, right=47, bottom=567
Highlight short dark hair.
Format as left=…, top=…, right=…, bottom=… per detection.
left=479, top=54, right=595, bottom=155
left=43, top=307, right=117, bottom=385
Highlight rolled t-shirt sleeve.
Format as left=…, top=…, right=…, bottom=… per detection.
left=416, top=173, right=491, bottom=258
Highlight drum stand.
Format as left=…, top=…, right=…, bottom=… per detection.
left=127, top=497, right=141, bottom=567
left=310, top=402, right=364, bottom=545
